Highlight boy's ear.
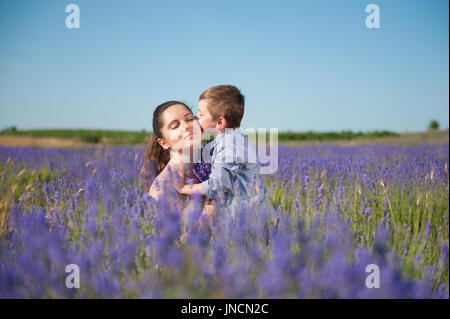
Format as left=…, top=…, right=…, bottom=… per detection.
left=157, top=138, right=170, bottom=150
left=216, top=117, right=227, bottom=130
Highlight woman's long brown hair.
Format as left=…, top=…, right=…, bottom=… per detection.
left=142, top=101, right=192, bottom=192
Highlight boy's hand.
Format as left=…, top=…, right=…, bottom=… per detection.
left=180, top=183, right=204, bottom=195
left=180, top=184, right=192, bottom=195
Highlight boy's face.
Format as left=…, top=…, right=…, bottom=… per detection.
left=196, top=99, right=217, bottom=131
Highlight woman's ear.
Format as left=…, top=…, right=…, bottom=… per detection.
left=216, top=117, right=227, bottom=130
left=157, top=138, right=170, bottom=150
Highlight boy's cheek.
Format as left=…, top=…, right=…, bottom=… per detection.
left=199, top=118, right=211, bottom=130
left=198, top=118, right=205, bottom=130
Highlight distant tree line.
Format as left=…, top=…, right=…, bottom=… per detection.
left=275, top=130, right=399, bottom=141
left=0, top=127, right=404, bottom=144
left=0, top=128, right=149, bottom=144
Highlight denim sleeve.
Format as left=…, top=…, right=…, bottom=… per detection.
left=201, top=142, right=239, bottom=199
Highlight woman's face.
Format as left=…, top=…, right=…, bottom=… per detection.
left=157, top=104, right=202, bottom=152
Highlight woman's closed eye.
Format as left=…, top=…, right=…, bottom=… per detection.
left=184, top=114, right=195, bottom=123
left=170, top=121, right=179, bottom=130
left=171, top=118, right=194, bottom=130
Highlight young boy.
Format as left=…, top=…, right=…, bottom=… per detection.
left=180, top=85, right=264, bottom=214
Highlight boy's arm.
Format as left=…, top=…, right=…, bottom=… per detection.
left=181, top=135, right=244, bottom=199
left=200, top=143, right=237, bottom=199
left=179, top=150, right=234, bottom=199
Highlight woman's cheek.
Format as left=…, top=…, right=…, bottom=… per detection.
left=167, top=128, right=183, bottom=144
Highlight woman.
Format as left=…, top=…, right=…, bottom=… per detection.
left=141, top=101, right=213, bottom=216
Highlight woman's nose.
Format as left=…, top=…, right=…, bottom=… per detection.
left=183, top=121, right=193, bottom=131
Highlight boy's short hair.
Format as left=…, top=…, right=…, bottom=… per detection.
left=199, top=85, right=245, bottom=129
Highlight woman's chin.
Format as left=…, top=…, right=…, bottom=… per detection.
left=191, top=138, right=201, bottom=148
left=178, top=141, right=195, bottom=152
left=185, top=136, right=201, bottom=147
left=177, top=135, right=201, bottom=153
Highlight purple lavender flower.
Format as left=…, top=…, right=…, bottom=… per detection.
left=0, top=143, right=448, bottom=298
left=192, top=161, right=211, bottom=183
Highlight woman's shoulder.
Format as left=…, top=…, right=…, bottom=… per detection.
left=148, top=160, right=184, bottom=196
left=160, top=160, right=185, bottom=180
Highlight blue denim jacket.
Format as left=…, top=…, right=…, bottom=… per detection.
left=200, top=129, right=264, bottom=205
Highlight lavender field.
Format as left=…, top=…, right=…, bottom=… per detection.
left=0, top=144, right=448, bottom=298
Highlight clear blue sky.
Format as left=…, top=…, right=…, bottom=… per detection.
left=0, top=0, right=448, bottom=132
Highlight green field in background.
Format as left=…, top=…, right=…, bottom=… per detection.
left=0, top=127, right=400, bottom=144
